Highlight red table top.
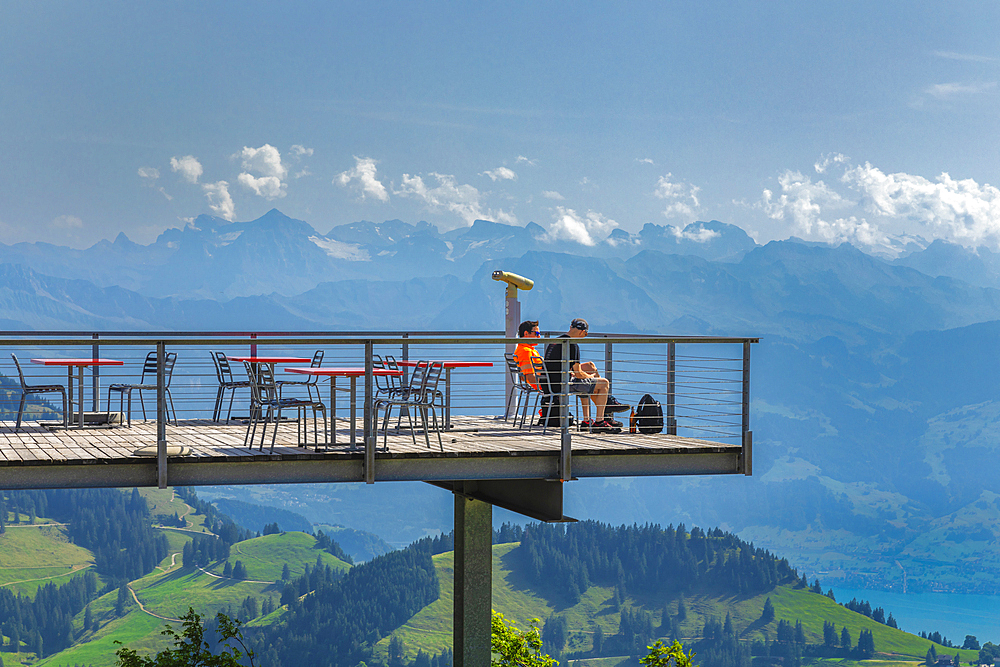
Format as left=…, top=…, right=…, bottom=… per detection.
left=396, top=360, right=494, bottom=368
left=285, top=367, right=403, bottom=377
left=230, top=356, right=311, bottom=364
left=31, top=358, right=124, bottom=367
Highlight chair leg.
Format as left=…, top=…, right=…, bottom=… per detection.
left=213, top=386, right=224, bottom=422
left=126, top=390, right=133, bottom=428
left=15, top=393, right=26, bottom=431
left=167, top=388, right=177, bottom=425
left=61, top=390, right=68, bottom=428
left=138, top=388, right=147, bottom=422
left=225, top=386, right=237, bottom=423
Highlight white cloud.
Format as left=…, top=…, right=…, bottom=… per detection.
left=237, top=173, right=286, bottom=199
left=290, top=144, right=314, bottom=157
left=925, top=81, right=997, bottom=99
left=542, top=190, right=565, bottom=200
left=814, top=153, right=849, bottom=174
left=53, top=214, right=84, bottom=229
left=237, top=144, right=287, bottom=179
left=481, top=167, right=517, bottom=182
left=757, top=169, right=876, bottom=244
left=202, top=181, right=235, bottom=221
left=654, top=173, right=702, bottom=222
left=543, top=207, right=618, bottom=246
left=671, top=224, right=720, bottom=243
left=933, top=51, right=998, bottom=63
left=236, top=144, right=288, bottom=199
left=335, top=156, right=389, bottom=202
left=170, top=155, right=203, bottom=184
left=636, top=158, right=655, bottom=165
left=395, top=172, right=516, bottom=227
left=516, top=156, right=537, bottom=166
left=138, top=166, right=172, bottom=200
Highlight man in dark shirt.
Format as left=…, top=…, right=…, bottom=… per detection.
left=543, top=318, right=613, bottom=431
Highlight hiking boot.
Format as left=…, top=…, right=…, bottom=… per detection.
left=605, top=417, right=623, bottom=428
left=591, top=419, right=614, bottom=433
left=579, top=419, right=593, bottom=431
left=604, top=395, right=631, bottom=413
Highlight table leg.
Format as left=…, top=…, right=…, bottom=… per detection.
left=330, top=376, right=337, bottom=447
left=350, top=376, right=357, bottom=449
left=76, top=366, right=85, bottom=428
left=445, top=368, right=452, bottom=429
left=67, top=368, right=75, bottom=428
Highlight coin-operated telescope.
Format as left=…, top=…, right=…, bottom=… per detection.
left=491, top=270, right=534, bottom=297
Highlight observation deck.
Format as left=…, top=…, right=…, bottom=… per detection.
left=0, top=330, right=755, bottom=504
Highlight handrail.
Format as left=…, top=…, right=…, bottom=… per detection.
left=1, top=329, right=757, bottom=486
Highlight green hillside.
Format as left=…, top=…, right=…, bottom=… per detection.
left=30, top=512, right=985, bottom=667
left=0, top=520, right=95, bottom=597
left=372, top=540, right=979, bottom=666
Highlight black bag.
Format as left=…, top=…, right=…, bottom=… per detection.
left=540, top=395, right=574, bottom=427
left=636, top=394, right=663, bottom=434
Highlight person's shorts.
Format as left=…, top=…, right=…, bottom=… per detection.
left=569, top=378, right=597, bottom=395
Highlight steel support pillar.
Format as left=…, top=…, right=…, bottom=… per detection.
left=454, top=489, right=492, bottom=667
left=504, top=294, right=520, bottom=418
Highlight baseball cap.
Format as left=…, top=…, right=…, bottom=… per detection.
left=571, top=318, right=589, bottom=331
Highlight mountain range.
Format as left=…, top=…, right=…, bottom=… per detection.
left=4, top=209, right=1000, bottom=593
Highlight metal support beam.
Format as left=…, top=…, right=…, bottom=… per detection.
left=364, top=340, right=375, bottom=484
left=666, top=342, right=677, bottom=435
left=156, top=341, right=167, bottom=489
left=741, top=430, right=753, bottom=476
left=560, top=340, right=571, bottom=481
left=453, top=487, right=492, bottom=667
left=742, top=340, right=751, bottom=436
left=429, top=479, right=573, bottom=523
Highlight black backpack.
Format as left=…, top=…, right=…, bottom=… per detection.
left=636, top=394, right=663, bottom=434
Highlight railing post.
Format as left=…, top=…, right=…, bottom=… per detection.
left=156, top=341, right=167, bottom=489
left=364, top=340, right=375, bottom=484
left=742, top=340, right=751, bottom=437
left=91, top=333, right=99, bottom=412
left=666, top=342, right=677, bottom=435
left=560, top=339, right=571, bottom=481
left=250, top=332, right=257, bottom=358
left=604, top=340, right=613, bottom=388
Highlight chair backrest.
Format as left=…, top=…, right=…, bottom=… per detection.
left=530, top=356, right=551, bottom=394
left=384, top=356, right=401, bottom=389
left=372, top=355, right=391, bottom=392
left=10, top=354, right=28, bottom=390
left=209, top=350, right=223, bottom=384
left=254, top=363, right=279, bottom=402
left=138, top=351, right=159, bottom=383
left=310, top=350, right=324, bottom=368
left=420, top=361, right=445, bottom=397
left=243, top=361, right=263, bottom=406
left=215, top=352, right=236, bottom=383
left=406, top=361, right=429, bottom=393
left=163, top=353, right=178, bottom=387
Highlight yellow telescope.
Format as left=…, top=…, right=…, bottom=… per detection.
left=491, top=270, right=533, bottom=297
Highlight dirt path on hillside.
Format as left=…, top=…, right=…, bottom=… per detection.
left=0, top=563, right=93, bottom=586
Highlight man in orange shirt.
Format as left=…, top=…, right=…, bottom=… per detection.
left=513, top=320, right=543, bottom=389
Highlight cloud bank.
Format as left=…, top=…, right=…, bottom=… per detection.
left=544, top=207, right=617, bottom=246
left=758, top=155, right=1000, bottom=252
left=395, top=172, right=516, bottom=227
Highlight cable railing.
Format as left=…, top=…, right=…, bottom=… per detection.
left=0, top=331, right=756, bottom=471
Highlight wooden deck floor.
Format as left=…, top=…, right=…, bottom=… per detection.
left=0, top=416, right=745, bottom=488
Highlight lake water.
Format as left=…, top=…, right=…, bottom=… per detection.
left=832, top=587, right=1000, bottom=647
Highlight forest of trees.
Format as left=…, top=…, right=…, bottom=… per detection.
left=252, top=537, right=440, bottom=667
left=517, top=521, right=798, bottom=604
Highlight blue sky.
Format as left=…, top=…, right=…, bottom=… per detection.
left=2, top=1, right=999, bottom=251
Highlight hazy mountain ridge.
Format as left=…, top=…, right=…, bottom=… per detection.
left=4, top=210, right=1000, bottom=592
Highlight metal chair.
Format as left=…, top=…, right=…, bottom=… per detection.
left=276, top=350, right=324, bottom=401
left=504, top=352, right=542, bottom=427
left=11, top=354, right=67, bottom=430
left=243, top=361, right=327, bottom=453
left=374, top=360, right=445, bottom=451
left=107, top=352, right=178, bottom=427
left=210, top=351, right=251, bottom=423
